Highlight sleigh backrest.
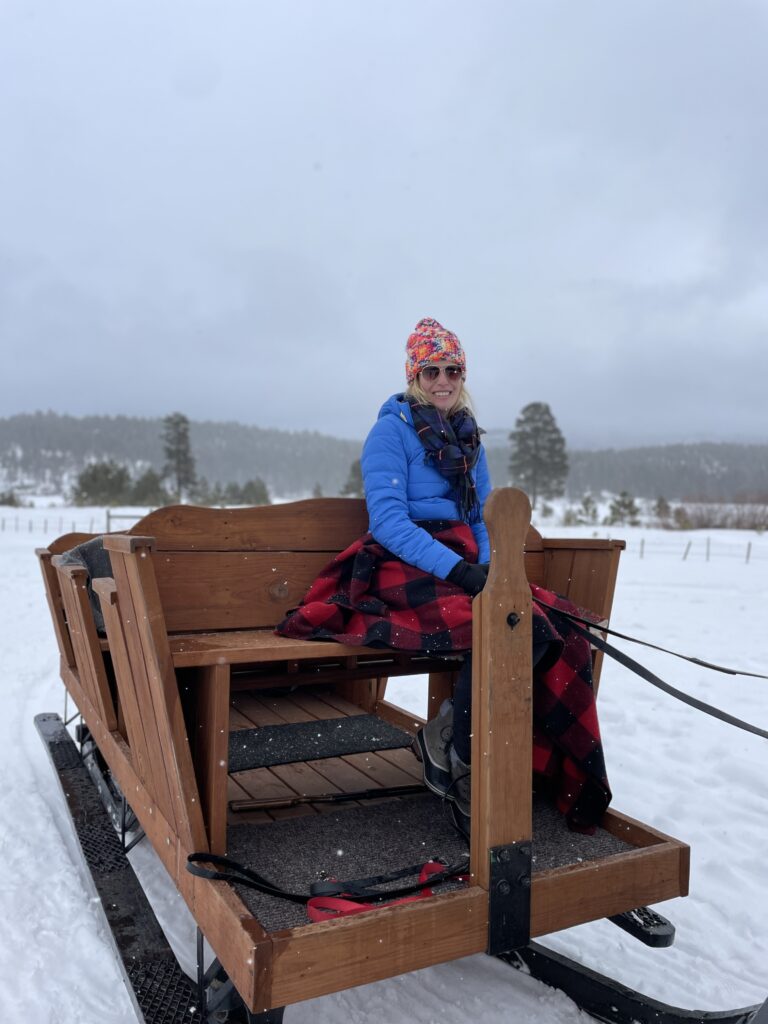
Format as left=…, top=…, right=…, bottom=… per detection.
left=38, top=500, right=621, bottom=674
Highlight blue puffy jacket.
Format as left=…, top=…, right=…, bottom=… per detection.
left=361, top=394, right=492, bottom=579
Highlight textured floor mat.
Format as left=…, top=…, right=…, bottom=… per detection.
left=226, top=793, right=633, bottom=932
left=229, top=714, right=413, bottom=773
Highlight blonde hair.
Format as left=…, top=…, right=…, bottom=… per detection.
left=405, top=378, right=475, bottom=417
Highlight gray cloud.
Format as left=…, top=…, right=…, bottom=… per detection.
left=1, top=0, right=767, bottom=448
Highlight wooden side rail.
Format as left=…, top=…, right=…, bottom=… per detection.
left=102, top=535, right=208, bottom=853
left=472, top=489, right=534, bottom=883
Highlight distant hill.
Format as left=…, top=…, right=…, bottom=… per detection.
left=0, top=412, right=361, bottom=498
left=484, top=440, right=768, bottom=501
left=1, top=412, right=766, bottom=501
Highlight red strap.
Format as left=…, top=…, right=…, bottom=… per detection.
left=306, top=862, right=464, bottom=922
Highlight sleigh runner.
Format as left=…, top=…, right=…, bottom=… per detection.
left=35, top=489, right=762, bottom=1022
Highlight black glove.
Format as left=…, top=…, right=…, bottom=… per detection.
left=447, top=560, right=489, bottom=597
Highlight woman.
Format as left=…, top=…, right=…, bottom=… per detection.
left=277, top=317, right=610, bottom=838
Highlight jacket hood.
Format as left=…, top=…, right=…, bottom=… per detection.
left=377, top=393, right=414, bottom=426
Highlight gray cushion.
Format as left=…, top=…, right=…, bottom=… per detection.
left=59, top=537, right=113, bottom=634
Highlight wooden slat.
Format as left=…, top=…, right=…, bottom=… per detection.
left=311, top=690, right=368, bottom=718
left=56, top=564, right=117, bottom=731
left=269, top=888, right=489, bottom=1006
left=94, top=579, right=148, bottom=779
left=229, top=707, right=258, bottom=730
left=130, top=499, right=370, bottom=552
left=287, top=691, right=346, bottom=720
left=230, top=766, right=299, bottom=804
left=329, top=676, right=387, bottom=713
left=151, top=551, right=337, bottom=631
left=231, top=694, right=288, bottom=727
left=374, top=699, right=425, bottom=734
left=530, top=841, right=687, bottom=936
left=542, top=540, right=624, bottom=689
left=190, top=663, right=230, bottom=854
left=169, top=631, right=377, bottom=668
left=38, top=549, right=77, bottom=670
left=471, top=488, right=534, bottom=889
left=375, top=747, right=423, bottom=781
left=108, top=551, right=181, bottom=833
left=341, top=751, right=419, bottom=788
left=255, top=694, right=313, bottom=724
left=106, top=539, right=208, bottom=852
left=426, top=670, right=457, bottom=721
left=304, top=755, right=380, bottom=793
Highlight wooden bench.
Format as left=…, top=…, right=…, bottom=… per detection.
left=38, top=490, right=689, bottom=1016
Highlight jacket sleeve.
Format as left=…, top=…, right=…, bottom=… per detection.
left=361, top=416, right=464, bottom=580
left=471, top=445, right=492, bottom=563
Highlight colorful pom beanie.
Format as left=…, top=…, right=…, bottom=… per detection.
left=405, top=317, right=466, bottom=384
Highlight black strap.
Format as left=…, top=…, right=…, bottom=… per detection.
left=533, top=598, right=768, bottom=681
left=187, top=852, right=469, bottom=904
left=539, top=606, right=768, bottom=741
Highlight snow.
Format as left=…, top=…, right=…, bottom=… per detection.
left=1, top=510, right=766, bottom=1021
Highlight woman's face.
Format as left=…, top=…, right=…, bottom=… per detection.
left=418, top=360, right=465, bottom=412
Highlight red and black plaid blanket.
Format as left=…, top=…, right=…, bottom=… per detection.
left=276, top=521, right=611, bottom=829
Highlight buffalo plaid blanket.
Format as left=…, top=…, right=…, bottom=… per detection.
left=276, top=522, right=611, bottom=828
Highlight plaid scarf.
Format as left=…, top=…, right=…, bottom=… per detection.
left=407, top=398, right=483, bottom=524
left=276, top=523, right=611, bottom=829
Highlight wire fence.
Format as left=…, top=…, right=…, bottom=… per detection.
left=1, top=514, right=105, bottom=536
left=627, top=536, right=766, bottom=563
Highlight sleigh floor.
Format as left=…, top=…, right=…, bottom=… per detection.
left=216, top=686, right=674, bottom=935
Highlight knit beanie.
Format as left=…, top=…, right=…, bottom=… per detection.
left=405, top=317, right=466, bottom=384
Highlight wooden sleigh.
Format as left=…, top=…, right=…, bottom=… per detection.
left=36, top=488, right=717, bottom=1024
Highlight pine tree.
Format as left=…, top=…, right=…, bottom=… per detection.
left=238, top=478, right=271, bottom=506
left=162, top=412, right=197, bottom=502
left=130, top=469, right=171, bottom=507
left=73, top=460, right=132, bottom=505
left=605, top=491, right=641, bottom=526
left=508, top=402, right=568, bottom=509
left=340, top=458, right=364, bottom=498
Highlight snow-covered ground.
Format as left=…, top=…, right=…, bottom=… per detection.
left=1, top=509, right=766, bottom=1022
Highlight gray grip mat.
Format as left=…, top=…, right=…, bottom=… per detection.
left=228, top=714, right=413, bottom=773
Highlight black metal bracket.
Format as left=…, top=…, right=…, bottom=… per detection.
left=196, top=934, right=284, bottom=1023
left=486, top=841, right=531, bottom=955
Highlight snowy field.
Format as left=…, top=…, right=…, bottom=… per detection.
left=1, top=507, right=767, bottom=1022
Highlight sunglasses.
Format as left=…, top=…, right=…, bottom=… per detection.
left=420, top=365, right=464, bottom=382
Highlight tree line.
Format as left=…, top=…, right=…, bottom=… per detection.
left=72, top=413, right=270, bottom=507
left=2, top=409, right=766, bottom=505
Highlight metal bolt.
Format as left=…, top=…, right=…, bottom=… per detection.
left=507, top=612, right=520, bottom=628
left=497, top=880, right=511, bottom=896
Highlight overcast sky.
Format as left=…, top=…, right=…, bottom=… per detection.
left=2, top=1, right=767, bottom=448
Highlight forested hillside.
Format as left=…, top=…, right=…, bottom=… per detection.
left=2, top=412, right=767, bottom=501
left=0, top=413, right=361, bottom=498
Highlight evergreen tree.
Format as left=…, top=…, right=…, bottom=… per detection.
left=130, top=469, right=171, bottom=507
left=605, top=491, right=641, bottom=526
left=508, top=402, right=568, bottom=509
left=340, top=458, right=364, bottom=498
left=580, top=493, right=598, bottom=524
left=0, top=488, right=25, bottom=507
left=312, top=482, right=323, bottom=498
left=162, top=412, right=197, bottom=501
left=653, top=496, right=672, bottom=525
left=238, top=478, right=271, bottom=506
left=73, top=460, right=132, bottom=505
